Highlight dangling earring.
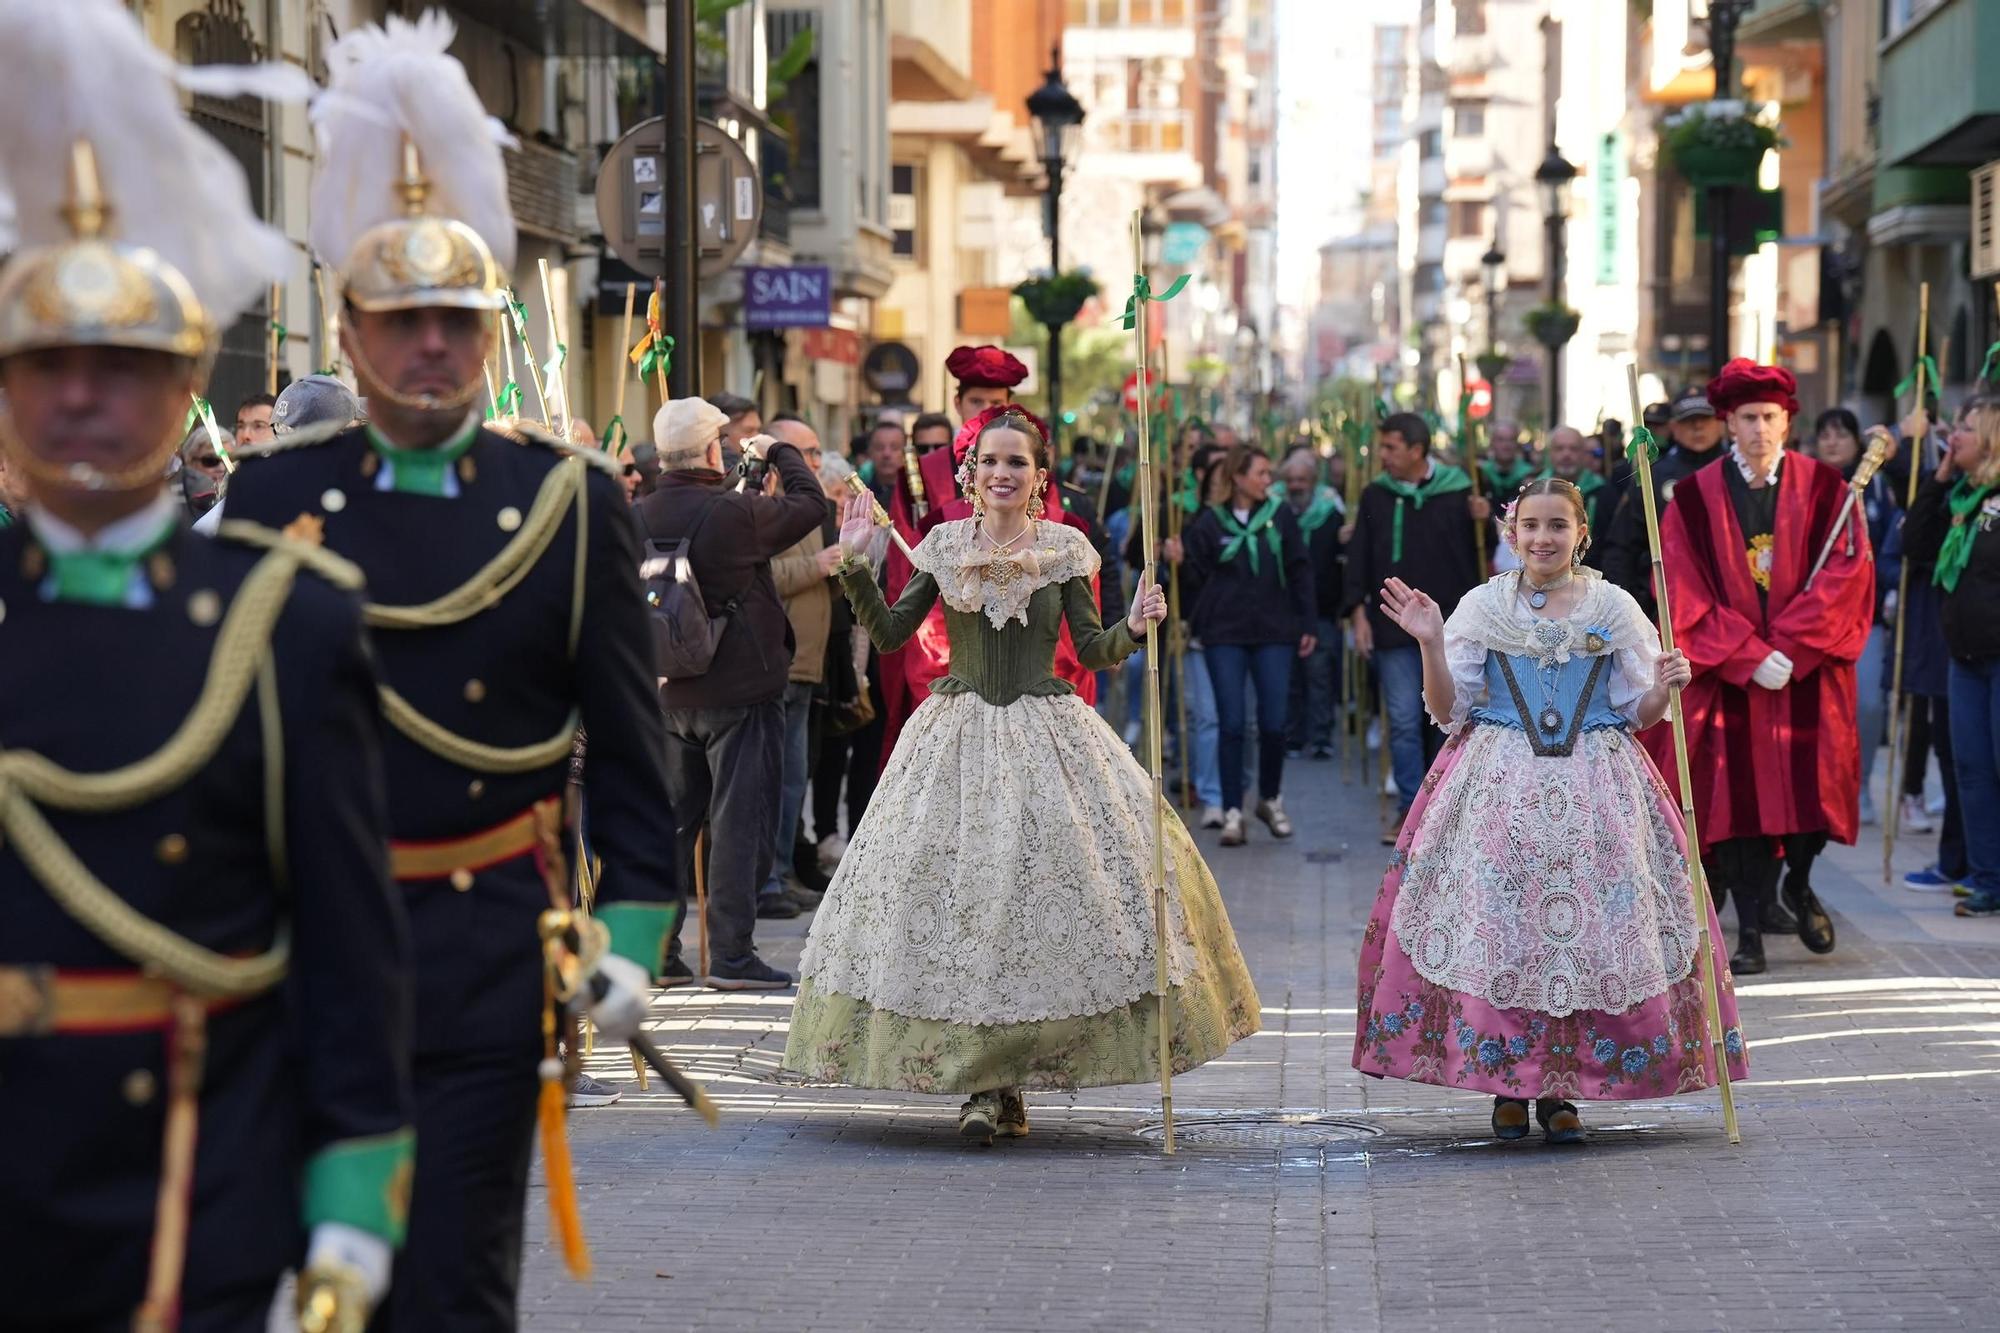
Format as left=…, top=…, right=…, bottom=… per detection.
left=1027, top=478, right=1047, bottom=522
left=971, top=484, right=987, bottom=519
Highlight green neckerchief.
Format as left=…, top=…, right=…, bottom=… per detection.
left=1213, top=496, right=1286, bottom=584
left=1117, top=461, right=1137, bottom=493
left=1934, top=479, right=1997, bottom=593
left=45, top=512, right=179, bottom=607
left=1373, top=462, right=1473, bottom=562
left=366, top=419, right=480, bottom=497
left=1482, top=457, right=1537, bottom=494
left=1175, top=466, right=1201, bottom=513
left=0, top=504, right=13, bottom=529
left=1295, top=488, right=1341, bottom=539
left=1541, top=466, right=1606, bottom=496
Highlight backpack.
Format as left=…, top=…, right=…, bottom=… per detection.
left=638, top=497, right=740, bottom=679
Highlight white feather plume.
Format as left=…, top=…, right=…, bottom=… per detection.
left=0, top=0, right=298, bottom=329
left=310, top=10, right=517, bottom=276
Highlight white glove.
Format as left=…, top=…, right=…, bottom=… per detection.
left=1752, top=650, right=1794, bottom=691
left=303, top=1221, right=392, bottom=1308
left=582, top=953, right=652, bottom=1044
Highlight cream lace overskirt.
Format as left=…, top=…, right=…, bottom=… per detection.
left=798, top=689, right=1204, bottom=1025
left=1390, top=724, right=1699, bottom=1017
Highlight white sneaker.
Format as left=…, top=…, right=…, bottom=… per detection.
left=816, top=833, right=848, bottom=872
left=1255, top=796, right=1294, bottom=839
left=1219, top=809, right=1246, bottom=846
left=1898, top=794, right=1936, bottom=835
left=1200, top=804, right=1225, bottom=830
left=1365, top=720, right=1381, bottom=751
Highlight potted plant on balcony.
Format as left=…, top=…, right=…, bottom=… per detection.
left=1475, top=349, right=1512, bottom=383
left=1661, top=100, right=1783, bottom=189
left=1524, top=303, right=1581, bottom=350
left=1014, top=268, right=1101, bottom=330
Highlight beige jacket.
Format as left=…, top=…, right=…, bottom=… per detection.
left=770, top=515, right=832, bottom=685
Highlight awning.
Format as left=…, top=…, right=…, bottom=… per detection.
left=425, top=0, right=657, bottom=61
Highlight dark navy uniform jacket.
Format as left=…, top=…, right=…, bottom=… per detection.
left=0, top=522, right=410, bottom=1325
left=223, top=424, right=677, bottom=1055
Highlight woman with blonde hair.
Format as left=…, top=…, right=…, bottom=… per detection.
left=1900, top=397, right=2000, bottom=915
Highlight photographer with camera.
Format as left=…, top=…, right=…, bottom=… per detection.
left=637, top=398, right=828, bottom=989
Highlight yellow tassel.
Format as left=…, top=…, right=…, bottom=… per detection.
left=537, top=1069, right=591, bottom=1278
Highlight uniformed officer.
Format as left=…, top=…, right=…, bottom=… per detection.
left=222, top=13, right=678, bottom=1328
left=0, top=2, right=411, bottom=1328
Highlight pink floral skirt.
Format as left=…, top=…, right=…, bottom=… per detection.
left=1353, top=728, right=1750, bottom=1102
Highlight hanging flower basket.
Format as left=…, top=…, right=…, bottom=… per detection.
left=1662, top=100, right=1782, bottom=189
left=1475, top=350, right=1511, bottom=383
left=1014, top=269, right=1100, bottom=329
left=1524, top=304, right=1581, bottom=350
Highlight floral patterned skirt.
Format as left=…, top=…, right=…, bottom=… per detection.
left=783, top=694, right=1260, bottom=1094
left=1353, top=730, right=1750, bottom=1102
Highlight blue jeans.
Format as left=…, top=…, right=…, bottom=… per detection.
left=760, top=681, right=814, bottom=901
left=1375, top=645, right=1433, bottom=814
left=1855, top=623, right=1889, bottom=808
left=1949, top=657, right=2000, bottom=901
left=1207, top=642, right=1293, bottom=810
left=1184, top=646, right=1222, bottom=808
left=1288, top=616, right=1340, bottom=750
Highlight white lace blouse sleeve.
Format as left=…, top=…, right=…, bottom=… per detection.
left=1434, top=624, right=1491, bottom=735
left=1605, top=587, right=1663, bottom=726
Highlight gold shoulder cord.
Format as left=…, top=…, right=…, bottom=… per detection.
left=0, top=543, right=332, bottom=998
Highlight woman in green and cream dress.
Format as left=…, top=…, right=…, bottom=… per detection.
left=782, top=407, right=1259, bottom=1144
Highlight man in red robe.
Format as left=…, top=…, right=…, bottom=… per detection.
left=876, top=346, right=1099, bottom=762
left=1655, top=358, right=1874, bottom=974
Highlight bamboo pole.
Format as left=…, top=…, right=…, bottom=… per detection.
left=1627, top=364, right=1742, bottom=1144
left=538, top=259, right=573, bottom=438
left=313, top=264, right=341, bottom=379
left=611, top=283, right=638, bottom=452
left=1885, top=282, right=1930, bottom=883
left=504, top=287, right=554, bottom=429
left=1132, top=212, right=1175, bottom=1155
left=267, top=282, right=283, bottom=395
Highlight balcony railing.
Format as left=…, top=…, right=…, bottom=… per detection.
left=1089, top=110, right=1193, bottom=155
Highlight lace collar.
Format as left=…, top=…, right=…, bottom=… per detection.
left=1445, top=571, right=1648, bottom=669
left=1730, top=442, right=1782, bottom=488
left=910, top=518, right=1099, bottom=629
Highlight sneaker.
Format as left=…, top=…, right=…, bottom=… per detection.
left=1898, top=794, right=1937, bottom=834
left=1954, top=894, right=2000, bottom=918
left=1200, top=804, right=1225, bottom=830
left=1285, top=745, right=1304, bottom=760
left=659, top=954, right=697, bottom=988
left=1310, top=744, right=1333, bottom=761
left=784, top=881, right=825, bottom=911
left=707, top=956, right=793, bottom=991
left=959, top=1091, right=999, bottom=1146
left=1219, top=809, right=1246, bottom=846
left=1955, top=882, right=1976, bottom=899
left=1904, top=864, right=1958, bottom=893
left=1255, top=796, right=1294, bottom=839
left=567, top=1072, right=622, bottom=1109
left=996, top=1088, right=1029, bottom=1139
left=816, top=832, right=848, bottom=872
left=756, top=893, right=802, bottom=920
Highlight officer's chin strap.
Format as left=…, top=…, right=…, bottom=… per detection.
left=0, top=396, right=192, bottom=497
left=337, top=311, right=487, bottom=415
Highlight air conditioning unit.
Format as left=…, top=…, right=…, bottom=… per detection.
left=1973, top=160, right=2000, bottom=279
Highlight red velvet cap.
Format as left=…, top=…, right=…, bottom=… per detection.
left=1705, top=357, right=1800, bottom=418
left=945, top=344, right=1029, bottom=390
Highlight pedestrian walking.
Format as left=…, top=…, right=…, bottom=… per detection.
left=1280, top=449, right=1344, bottom=760
left=1353, top=481, right=1748, bottom=1144
left=783, top=407, right=1259, bottom=1143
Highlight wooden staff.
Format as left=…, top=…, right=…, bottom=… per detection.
left=504, top=287, right=554, bottom=429
left=1132, top=211, right=1174, bottom=1154
left=842, top=473, right=915, bottom=559
left=538, top=259, right=573, bottom=438
left=313, top=264, right=342, bottom=378
left=1627, top=364, right=1742, bottom=1144
left=611, top=283, right=638, bottom=451
left=267, top=282, right=283, bottom=394
left=1885, top=282, right=1931, bottom=883
left=1458, top=354, right=1485, bottom=576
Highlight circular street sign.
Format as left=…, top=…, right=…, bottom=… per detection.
left=1468, top=379, right=1494, bottom=420
left=594, top=117, right=763, bottom=281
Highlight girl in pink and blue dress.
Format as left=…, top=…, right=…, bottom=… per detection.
left=1352, top=478, right=1749, bottom=1144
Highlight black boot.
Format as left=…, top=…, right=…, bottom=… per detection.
left=1730, top=881, right=1768, bottom=976
left=1761, top=892, right=1800, bottom=934
left=1784, top=872, right=1836, bottom=955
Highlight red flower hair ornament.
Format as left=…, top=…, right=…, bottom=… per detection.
left=953, top=405, right=1047, bottom=493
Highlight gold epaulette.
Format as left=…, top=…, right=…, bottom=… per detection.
left=486, top=418, right=621, bottom=476
left=213, top=519, right=367, bottom=592
left=227, top=417, right=354, bottom=464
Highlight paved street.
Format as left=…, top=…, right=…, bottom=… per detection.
left=524, top=746, right=2000, bottom=1332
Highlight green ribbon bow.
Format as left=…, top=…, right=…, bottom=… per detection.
left=634, top=332, right=674, bottom=381
left=542, top=341, right=567, bottom=387
left=269, top=319, right=287, bottom=346
left=505, top=292, right=531, bottom=340
left=1629, top=424, right=1661, bottom=465
left=486, top=379, right=523, bottom=422
left=1372, top=462, right=1473, bottom=562
left=1934, top=479, right=1997, bottom=593
left=600, top=415, right=627, bottom=456
left=1978, top=341, right=2000, bottom=386
left=1120, top=271, right=1191, bottom=331
left=184, top=395, right=233, bottom=468
left=1213, top=497, right=1286, bottom=583
left=1893, top=354, right=1941, bottom=402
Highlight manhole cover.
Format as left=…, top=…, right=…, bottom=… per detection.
left=1134, top=1113, right=1383, bottom=1147
left=1303, top=847, right=1346, bottom=864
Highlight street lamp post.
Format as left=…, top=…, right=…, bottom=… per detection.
left=1027, top=50, right=1084, bottom=454
left=1705, top=0, right=1751, bottom=374
left=1480, top=238, right=1506, bottom=360
left=1535, top=144, right=1577, bottom=433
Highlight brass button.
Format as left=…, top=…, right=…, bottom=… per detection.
left=147, top=553, right=175, bottom=591
left=496, top=506, right=522, bottom=533
left=458, top=456, right=478, bottom=485
left=449, top=868, right=475, bottom=892
left=155, top=834, right=189, bottom=865
left=463, top=679, right=486, bottom=703
left=122, top=1069, right=157, bottom=1106
left=187, top=590, right=222, bottom=627
left=320, top=487, right=348, bottom=513
left=467, top=779, right=486, bottom=800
